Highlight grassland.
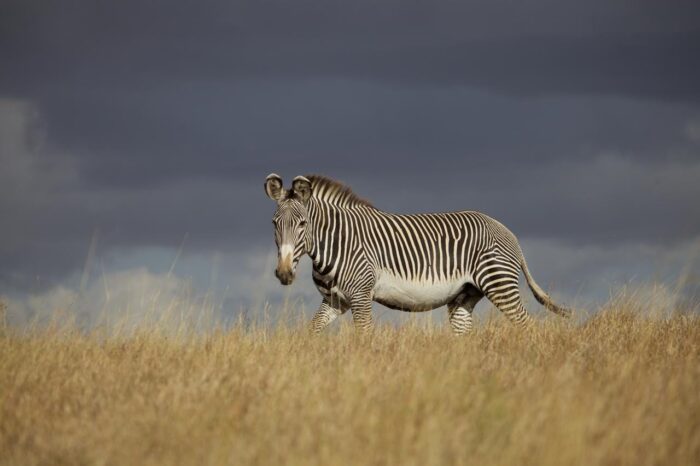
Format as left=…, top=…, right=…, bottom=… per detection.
left=0, top=295, right=699, bottom=466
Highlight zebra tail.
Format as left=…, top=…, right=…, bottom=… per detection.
left=521, top=259, right=572, bottom=318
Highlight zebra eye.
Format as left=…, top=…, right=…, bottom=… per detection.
left=299, top=220, right=307, bottom=227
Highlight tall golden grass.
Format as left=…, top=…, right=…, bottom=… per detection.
left=0, top=292, right=699, bottom=466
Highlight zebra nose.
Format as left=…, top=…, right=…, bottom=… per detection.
left=275, top=268, right=295, bottom=285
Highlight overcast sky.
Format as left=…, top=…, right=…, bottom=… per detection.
left=1, top=1, right=699, bottom=326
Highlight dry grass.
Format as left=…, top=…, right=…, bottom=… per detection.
left=0, top=296, right=699, bottom=466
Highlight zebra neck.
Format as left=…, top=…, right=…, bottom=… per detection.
left=305, top=200, right=372, bottom=275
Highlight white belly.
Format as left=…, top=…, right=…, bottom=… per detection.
left=373, top=270, right=470, bottom=312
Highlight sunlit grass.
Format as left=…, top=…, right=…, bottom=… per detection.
left=0, top=290, right=698, bottom=466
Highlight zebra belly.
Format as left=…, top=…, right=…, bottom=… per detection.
left=373, top=271, right=470, bottom=312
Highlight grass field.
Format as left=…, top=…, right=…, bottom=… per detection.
left=0, top=293, right=699, bottom=466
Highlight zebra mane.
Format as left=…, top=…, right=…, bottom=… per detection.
left=305, top=175, right=374, bottom=208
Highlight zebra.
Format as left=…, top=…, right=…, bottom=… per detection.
left=264, top=174, right=571, bottom=334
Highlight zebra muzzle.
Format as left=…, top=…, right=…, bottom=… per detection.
left=275, top=253, right=296, bottom=285
left=275, top=267, right=295, bottom=285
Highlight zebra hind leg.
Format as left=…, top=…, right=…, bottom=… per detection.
left=447, top=285, right=483, bottom=335
left=447, top=306, right=472, bottom=335
left=480, top=278, right=533, bottom=328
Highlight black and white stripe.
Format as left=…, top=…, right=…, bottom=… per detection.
left=265, top=174, right=571, bottom=334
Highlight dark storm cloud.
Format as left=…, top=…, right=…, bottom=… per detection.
left=18, top=81, right=700, bottom=188
left=1, top=0, right=699, bottom=295
left=3, top=0, right=699, bottom=100
left=2, top=0, right=698, bottom=187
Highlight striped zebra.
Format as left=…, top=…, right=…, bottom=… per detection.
left=265, top=174, right=571, bottom=334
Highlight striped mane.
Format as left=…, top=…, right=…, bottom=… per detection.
left=306, top=175, right=373, bottom=208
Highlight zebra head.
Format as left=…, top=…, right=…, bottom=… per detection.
left=264, top=174, right=312, bottom=285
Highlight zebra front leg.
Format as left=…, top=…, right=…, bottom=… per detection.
left=350, top=293, right=374, bottom=333
left=310, top=299, right=343, bottom=334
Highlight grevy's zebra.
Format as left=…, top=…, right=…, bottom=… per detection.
left=265, top=174, right=571, bottom=334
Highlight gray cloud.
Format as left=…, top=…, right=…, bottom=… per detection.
left=16, top=81, right=700, bottom=190
left=3, top=1, right=699, bottom=100
left=1, top=1, right=699, bottom=319
left=6, top=236, right=698, bottom=330
left=1, top=90, right=699, bottom=293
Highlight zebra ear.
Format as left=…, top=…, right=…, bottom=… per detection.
left=292, top=176, right=312, bottom=203
left=264, top=173, right=285, bottom=201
